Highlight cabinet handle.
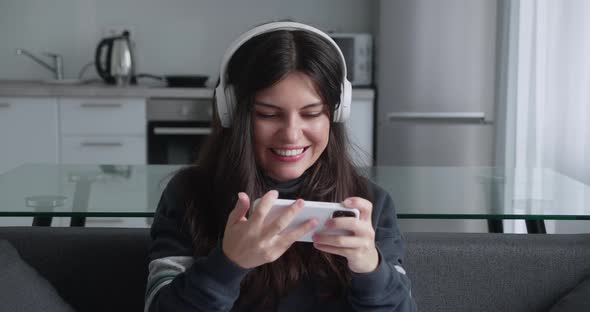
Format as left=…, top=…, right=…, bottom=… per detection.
left=80, top=103, right=123, bottom=108
left=387, top=112, right=488, bottom=123
left=80, top=141, right=123, bottom=147
left=153, top=127, right=212, bottom=135
left=0, top=102, right=11, bottom=108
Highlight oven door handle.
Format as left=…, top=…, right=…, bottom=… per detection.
left=153, top=127, right=212, bottom=135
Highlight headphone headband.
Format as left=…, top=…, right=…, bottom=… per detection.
left=215, top=21, right=352, bottom=127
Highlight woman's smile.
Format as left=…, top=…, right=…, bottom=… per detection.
left=269, top=146, right=309, bottom=162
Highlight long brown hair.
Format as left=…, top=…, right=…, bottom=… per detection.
left=182, top=26, right=371, bottom=309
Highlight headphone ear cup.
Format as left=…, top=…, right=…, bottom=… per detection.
left=334, top=79, right=352, bottom=122
left=215, top=84, right=236, bottom=128
left=215, top=84, right=229, bottom=128
left=224, top=85, right=236, bottom=126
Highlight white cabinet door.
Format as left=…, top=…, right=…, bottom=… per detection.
left=0, top=97, right=59, bottom=174
left=60, top=98, right=145, bottom=135
left=346, top=91, right=374, bottom=167
left=61, top=136, right=146, bottom=164
left=59, top=97, right=147, bottom=164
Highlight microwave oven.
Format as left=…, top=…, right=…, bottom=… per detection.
left=329, top=33, right=373, bottom=86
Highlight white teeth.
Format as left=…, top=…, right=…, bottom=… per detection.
left=272, top=148, right=305, bottom=156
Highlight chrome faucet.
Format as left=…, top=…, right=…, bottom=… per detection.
left=16, top=48, right=64, bottom=80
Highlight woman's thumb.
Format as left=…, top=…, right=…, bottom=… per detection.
left=227, top=192, right=250, bottom=225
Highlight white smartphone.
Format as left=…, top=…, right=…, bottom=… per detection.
left=252, top=198, right=360, bottom=242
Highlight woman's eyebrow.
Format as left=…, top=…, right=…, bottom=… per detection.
left=253, top=101, right=323, bottom=109
left=301, top=103, right=323, bottom=109
left=253, top=101, right=280, bottom=109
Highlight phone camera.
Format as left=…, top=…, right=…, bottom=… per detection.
left=332, top=210, right=356, bottom=218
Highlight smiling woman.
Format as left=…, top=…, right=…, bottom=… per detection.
left=145, top=21, right=415, bottom=312
left=252, top=72, right=330, bottom=182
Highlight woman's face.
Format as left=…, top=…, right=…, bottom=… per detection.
left=252, top=71, right=330, bottom=182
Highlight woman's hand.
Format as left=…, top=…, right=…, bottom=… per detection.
left=312, top=197, right=379, bottom=273
left=222, top=190, right=318, bottom=269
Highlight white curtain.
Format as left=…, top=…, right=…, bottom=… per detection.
left=501, top=0, right=590, bottom=233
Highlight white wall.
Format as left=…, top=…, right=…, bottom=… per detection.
left=547, top=4, right=590, bottom=186
left=541, top=1, right=590, bottom=233
left=0, top=0, right=376, bottom=80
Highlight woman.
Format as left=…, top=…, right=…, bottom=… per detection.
left=145, top=21, right=415, bottom=311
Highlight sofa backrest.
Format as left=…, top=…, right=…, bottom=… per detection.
left=0, top=227, right=589, bottom=312
left=0, top=227, right=150, bottom=312
left=404, top=232, right=590, bottom=312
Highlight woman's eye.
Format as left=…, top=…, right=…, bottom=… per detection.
left=304, top=112, right=322, bottom=118
left=256, top=112, right=277, bottom=118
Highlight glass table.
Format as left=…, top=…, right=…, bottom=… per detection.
left=0, top=164, right=589, bottom=233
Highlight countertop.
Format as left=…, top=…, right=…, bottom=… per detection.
left=0, top=80, right=214, bottom=99
left=0, top=80, right=375, bottom=100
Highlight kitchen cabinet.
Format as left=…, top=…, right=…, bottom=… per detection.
left=0, top=97, right=59, bottom=174
left=60, top=136, right=146, bottom=164
left=57, top=97, right=147, bottom=227
left=0, top=97, right=59, bottom=226
left=59, top=97, right=146, bottom=164
left=347, top=91, right=375, bottom=167
left=60, top=98, right=145, bottom=136
left=0, top=95, right=147, bottom=227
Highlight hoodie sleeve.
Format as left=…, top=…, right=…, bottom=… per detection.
left=347, top=182, right=417, bottom=312
left=145, top=175, right=252, bottom=312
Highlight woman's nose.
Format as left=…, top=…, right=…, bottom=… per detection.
left=280, top=116, right=302, bottom=142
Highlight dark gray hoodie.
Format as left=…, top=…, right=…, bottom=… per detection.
left=145, top=170, right=416, bottom=312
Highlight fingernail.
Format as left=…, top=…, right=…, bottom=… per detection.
left=344, top=199, right=352, bottom=206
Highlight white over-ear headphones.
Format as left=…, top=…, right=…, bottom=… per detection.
left=215, top=21, right=352, bottom=128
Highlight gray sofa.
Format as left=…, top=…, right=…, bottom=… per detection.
left=0, top=226, right=589, bottom=312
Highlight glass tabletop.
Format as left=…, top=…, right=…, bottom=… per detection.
left=368, top=166, right=590, bottom=220
left=0, top=164, right=589, bottom=220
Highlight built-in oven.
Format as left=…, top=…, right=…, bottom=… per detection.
left=147, top=98, right=213, bottom=164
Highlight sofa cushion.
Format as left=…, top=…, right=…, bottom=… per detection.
left=549, top=277, right=590, bottom=312
left=0, top=227, right=151, bottom=312
left=404, top=233, right=590, bottom=312
left=0, top=240, right=74, bottom=312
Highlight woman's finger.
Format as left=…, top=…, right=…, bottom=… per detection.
left=342, top=197, right=373, bottom=222
left=249, top=190, right=279, bottom=224
left=325, top=216, right=359, bottom=231
left=313, top=242, right=355, bottom=258
left=323, top=217, right=374, bottom=238
left=226, top=192, right=250, bottom=225
left=312, top=233, right=365, bottom=248
left=263, top=199, right=304, bottom=238
left=277, top=218, right=318, bottom=246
